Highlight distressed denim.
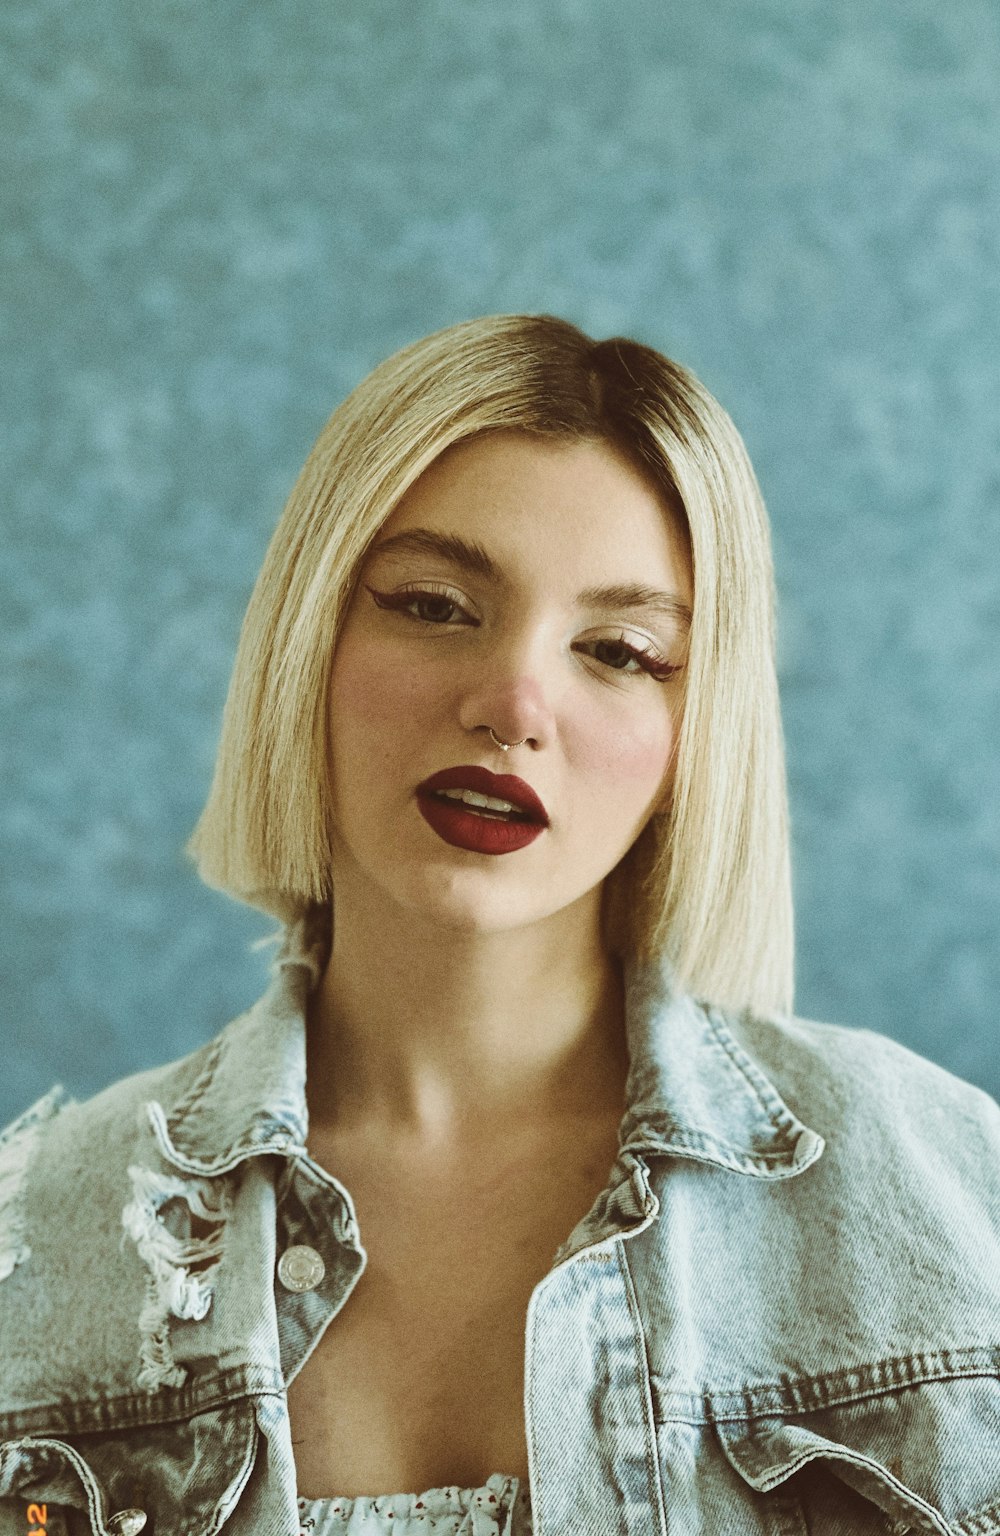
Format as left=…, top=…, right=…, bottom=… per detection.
left=2, top=904, right=999, bottom=1536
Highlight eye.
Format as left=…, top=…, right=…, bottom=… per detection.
left=366, top=583, right=472, bottom=625
left=576, top=634, right=681, bottom=682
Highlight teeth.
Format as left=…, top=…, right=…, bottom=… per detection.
left=436, top=787, right=520, bottom=814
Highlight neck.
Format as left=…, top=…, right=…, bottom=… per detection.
left=304, top=888, right=629, bottom=1154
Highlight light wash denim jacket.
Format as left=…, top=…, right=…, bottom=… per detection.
left=2, top=905, right=1000, bottom=1536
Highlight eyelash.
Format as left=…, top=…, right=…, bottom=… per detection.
left=365, top=583, right=681, bottom=682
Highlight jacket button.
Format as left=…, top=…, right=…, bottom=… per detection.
left=278, top=1243, right=326, bottom=1292
left=107, top=1512, right=147, bottom=1536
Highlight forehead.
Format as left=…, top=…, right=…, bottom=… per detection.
left=372, top=431, right=692, bottom=598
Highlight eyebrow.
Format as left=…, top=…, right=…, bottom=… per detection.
left=367, top=528, right=693, bottom=629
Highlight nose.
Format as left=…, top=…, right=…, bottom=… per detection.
left=456, top=624, right=556, bottom=750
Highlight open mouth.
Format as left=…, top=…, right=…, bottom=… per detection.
left=416, top=786, right=546, bottom=855
left=428, top=788, right=537, bottom=823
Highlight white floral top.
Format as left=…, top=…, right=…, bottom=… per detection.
left=296, top=1472, right=532, bottom=1535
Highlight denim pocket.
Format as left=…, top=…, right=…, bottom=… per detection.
left=716, top=1376, right=1000, bottom=1536
left=0, top=1398, right=259, bottom=1536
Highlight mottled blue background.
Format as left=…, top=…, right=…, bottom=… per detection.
left=3, top=0, right=998, bottom=1124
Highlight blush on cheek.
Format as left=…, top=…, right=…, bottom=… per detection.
left=584, top=717, right=677, bottom=790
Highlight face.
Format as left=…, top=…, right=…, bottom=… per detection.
left=325, top=431, right=693, bottom=943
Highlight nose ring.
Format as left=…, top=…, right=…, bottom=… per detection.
left=489, top=728, right=527, bottom=752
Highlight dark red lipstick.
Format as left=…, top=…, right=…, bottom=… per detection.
left=415, top=764, right=549, bottom=855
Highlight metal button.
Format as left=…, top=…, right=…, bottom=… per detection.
left=277, top=1243, right=326, bottom=1292
left=107, top=1512, right=147, bottom=1536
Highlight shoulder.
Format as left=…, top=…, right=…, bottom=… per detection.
left=0, top=933, right=312, bottom=1317
left=734, top=1001, right=1000, bottom=1147
left=721, top=1001, right=1000, bottom=1227
left=1, top=1030, right=224, bottom=1213
left=0, top=1030, right=226, bottom=1337
left=630, top=998, right=1000, bottom=1383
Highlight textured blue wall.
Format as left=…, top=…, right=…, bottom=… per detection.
left=3, top=0, right=998, bottom=1123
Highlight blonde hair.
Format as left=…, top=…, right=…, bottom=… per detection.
left=186, top=314, right=793, bottom=1015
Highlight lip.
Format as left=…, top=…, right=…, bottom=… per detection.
left=415, top=765, right=550, bottom=825
left=416, top=792, right=546, bottom=856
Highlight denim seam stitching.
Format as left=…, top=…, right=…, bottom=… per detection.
left=650, top=1349, right=1000, bottom=1424
left=620, top=1239, right=670, bottom=1536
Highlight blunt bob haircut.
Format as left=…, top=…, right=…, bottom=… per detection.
left=186, top=314, right=793, bottom=1017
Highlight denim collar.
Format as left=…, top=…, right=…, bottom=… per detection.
left=148, top=904, right=824, bottom=1182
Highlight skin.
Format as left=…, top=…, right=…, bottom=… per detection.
left=305, top=429, right=694, bottom=1154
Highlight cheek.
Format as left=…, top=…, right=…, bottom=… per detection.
left=573, top=702, right=677, bottom=800
left=329, top=636, right=443, bottom=746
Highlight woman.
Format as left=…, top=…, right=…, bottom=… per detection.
left=1, top=314, right=998, bottom=1536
